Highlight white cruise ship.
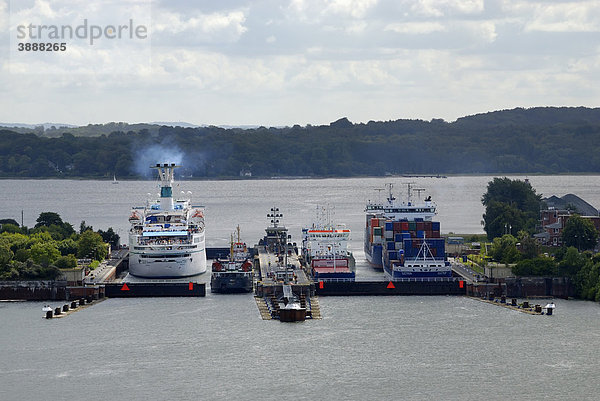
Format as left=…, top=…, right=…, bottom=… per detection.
left=128, top=163, right=206, bottom=278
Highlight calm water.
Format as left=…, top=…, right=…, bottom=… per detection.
left=1, top=297, right=600, bottom=400
left=1, top=176, right=600, bottom=400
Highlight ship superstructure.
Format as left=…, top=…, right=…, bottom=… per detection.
left=128, top=163, right=206, bottom=278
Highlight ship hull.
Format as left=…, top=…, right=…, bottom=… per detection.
left=129, top=247, right=207, bottom=278
left=211, top=273, right=252, bottom=293
left=364, top=244, right=383, bottom=269
left=383, top=262, right=452, bottom=279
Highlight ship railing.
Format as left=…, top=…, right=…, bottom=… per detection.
left=315, top=276, right=466, bottom=283
left=387, top=276, right=465, bottom=283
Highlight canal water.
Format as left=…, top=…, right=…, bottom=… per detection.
left=1, top=176, right=600, bottom=400
left=2, top=296, right=600, bottom=400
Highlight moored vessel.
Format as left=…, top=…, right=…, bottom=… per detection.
left=128, top=163, right=207, bottom=278
left=211, top=226, right=253, bottom=293
left=302, top=206, right=355, bottom=281
left=364, top=183, right=450, bottom=279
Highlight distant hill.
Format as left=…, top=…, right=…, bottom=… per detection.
left=455, top=106, right=600, bottom=128
left=2, top=106, right=600, bottom=178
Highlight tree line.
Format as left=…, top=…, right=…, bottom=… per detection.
left=1, top=106, right=600, bottom=178
left=482, top=177, right=600, bottom=302
left=0, top=212, right=118, bottom=280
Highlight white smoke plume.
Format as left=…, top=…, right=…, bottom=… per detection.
left=133, top=143, right=184, bottom=178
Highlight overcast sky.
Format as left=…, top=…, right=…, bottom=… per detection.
left=1, top=0, right=599, bottom=126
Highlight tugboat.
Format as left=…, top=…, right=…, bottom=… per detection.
left=211, top=226, right=253, bottom=293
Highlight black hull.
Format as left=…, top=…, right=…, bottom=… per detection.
left=210, top=275, right=252, bottom=293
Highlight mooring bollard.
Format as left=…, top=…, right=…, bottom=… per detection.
left=535, top=304, right=542, bottom=313
left=500, top=295, right=506, bottom=304
left=45, top=310, right=53, bottom=319
left=71, top=301, right=77, bottom=309
left=511, top=298, right=517, bottom=306
left=62, top=304, right=69, bottom=312
left=80, top=298, right=86, bottom=306
left=54, top=307, right=62, bottom=315
left=522, top=301, right=529, bottom=308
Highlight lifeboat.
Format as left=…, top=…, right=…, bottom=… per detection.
left=241, top=260, right=252, bottom=272
left=212, top=260, right=223, bottom=272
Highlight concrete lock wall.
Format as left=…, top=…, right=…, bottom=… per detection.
left=0, top=280, right=67, bottom=300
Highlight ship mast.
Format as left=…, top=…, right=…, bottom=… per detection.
left=152, top=163, right=180, bottom=211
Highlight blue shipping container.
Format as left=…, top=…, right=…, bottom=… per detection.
left=385, top=222, right=393, bottom=230
left=387, top=241, right=395, bottom=250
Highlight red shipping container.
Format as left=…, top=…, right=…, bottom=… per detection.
left=393, top=222, right=402, bottom=232
left=424, top=221, right=432, bottom=230
left=432, top=230, right=440, bottom=237
left=416, top=222, right=425, bottom=231
left=401, top=222, right=409, bottom=230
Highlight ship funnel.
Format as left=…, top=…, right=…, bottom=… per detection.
left=152, top=163, right=181, bottom=210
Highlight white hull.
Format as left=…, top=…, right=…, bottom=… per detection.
left=128, top=252, right=207, bottom=278
left=128, top=233, right=207, bottom=278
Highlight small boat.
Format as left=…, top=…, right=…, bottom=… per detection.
left=277, top=285, right=306, bottom=322
left=543, top=302, right=556, bottom=315
left=112, top=175, right=119, bottom=184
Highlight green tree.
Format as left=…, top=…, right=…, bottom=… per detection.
left=97, top=227, right=120, bottom=248
left=558, top=246, right=588, bottom=277
left=491, top=234, right=520, bottom=263
left=517, top=230, right=540, bottom=259
left=30, top=242, right=61, bottom=267
left=14, top=248, right=31, bottom=262
left=1, top=232, right=29, bottom=253
left=54, top=254, right=77, bottom=269
left=0, top=223, right=23, bottom=234
left=35, top=212, right=64, bottom=228
left=512, top=257, right=557, bottom=276
left=79, top=220, right=93, bottom=234
left=482, top=177, right=542, bottom=240
left=575, top=256, right=600, bottom=301
left=57, top=238, right=78, bottom=256
left=0, top=243, right=14, bottom=267
left=77, top=230, right=108, bottom=260
left=562, top=215, right=599, bottom=251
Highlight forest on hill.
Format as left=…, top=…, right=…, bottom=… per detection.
left=1, top=106, right=600, bottom=178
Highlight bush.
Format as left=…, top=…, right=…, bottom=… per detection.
left=512, top=257, right=558, bottom=276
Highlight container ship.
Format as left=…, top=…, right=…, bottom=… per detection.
left=128, top=163, right=207, bottom=278
left=211, top=226, right=253, bottom=293
left=302, top=206, right=355, bottom=282
left=364, top=184, right=451, bottom=279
